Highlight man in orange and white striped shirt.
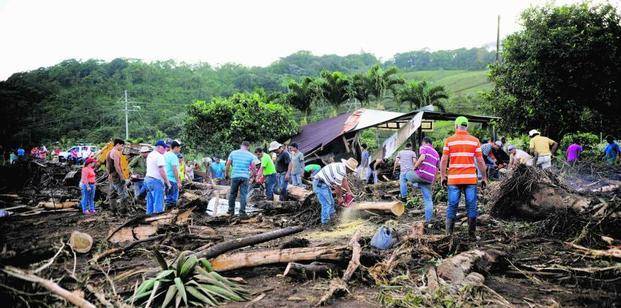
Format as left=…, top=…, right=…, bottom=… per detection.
left=439, top=116, right=488, bottom=238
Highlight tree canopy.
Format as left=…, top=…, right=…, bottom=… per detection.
left=488, top=3, right=621, bottom=139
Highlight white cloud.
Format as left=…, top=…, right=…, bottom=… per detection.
left=0, top=0, right=614, bottom=80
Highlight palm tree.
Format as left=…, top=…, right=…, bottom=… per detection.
left=351, top=73, right=371, bottom=107
left=285, top=77, right=320, bottom=123
left=397, top=80, right=448, bottom=112
left=317, top=71, right=352, bottom=107
left=366, top=65, right=405, bottom=103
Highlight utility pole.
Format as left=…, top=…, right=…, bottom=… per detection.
left=496, top=15, right=501, bottom=63
left=122, top=90, right=140, bottom=140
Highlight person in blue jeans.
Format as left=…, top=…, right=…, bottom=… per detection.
left=226, top=141, right=258, bottom=218
left=145, top=140, right=170, bottom=215
left=393, top=143, right=417, bottom=202
left=312, top=158, right=358, bottom=230
left=269, top=141, right=290, bottom=201
left=164, top=140, right=182, bottom=207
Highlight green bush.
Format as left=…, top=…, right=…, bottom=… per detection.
left=183, top=91, right=299, bottom=157
left=560, top=132, right=601, bottom=159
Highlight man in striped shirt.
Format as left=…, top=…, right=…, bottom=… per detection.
left=313, top=158, right=358, bottom=229
left=439, top=116, right=488, bottom=238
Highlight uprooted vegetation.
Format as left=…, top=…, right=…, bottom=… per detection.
left=0, top=160, right=620, bottom=307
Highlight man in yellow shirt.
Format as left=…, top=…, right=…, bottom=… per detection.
left=528, top=129, right=558, bottom=170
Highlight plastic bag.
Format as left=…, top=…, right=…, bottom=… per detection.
left=370, top=226, right=396, bottom=250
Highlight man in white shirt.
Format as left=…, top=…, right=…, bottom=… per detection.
left=144, top=140, right=171, bottom=215
left=313, top=158, right=358, bottom=229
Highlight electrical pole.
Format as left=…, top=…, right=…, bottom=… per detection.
left=122, top=90, right=140, bottom=140
left=496, top=15, right=501, bottom=63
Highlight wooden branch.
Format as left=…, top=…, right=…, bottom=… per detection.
left=1, top=266, right=96, bottom=308
left=91, top=234, right=165, bottom=263
left=316, top=231, right=362, bottom=306
left=195, top=226, right=304, bottom=259
left=564, top=242, right=621, bottom=260
left=210, top=246, right=348, bottom=272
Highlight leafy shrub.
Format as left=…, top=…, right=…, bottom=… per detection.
left=560, top=132, right=600, bottom=159
left=183, top=91, right=299, bottom=157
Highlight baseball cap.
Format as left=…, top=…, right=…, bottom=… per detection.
left=455, top=116, right=468, bottom=127
left=495, top=141, right=503, bottom=147
left=139, top=146, right=151, bottom=153
left=155, top=140, right=169, bottom=148
left=169, top=140, right=181, bottom=148
left=507, top=145, right=516, bottom=152
left=528, top=129, right=540, bottom=137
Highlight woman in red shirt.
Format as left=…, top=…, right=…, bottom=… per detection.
left=80, top=158, right=97, bottom=214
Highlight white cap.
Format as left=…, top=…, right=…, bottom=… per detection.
left=528, top=129, right=540, bottom=137
left=139, top=146, right=151, bottom=153
left=495, top=141, right=503, bottom=147
left=507, top=144, right=516, bottom=152
left=268, top=141, right=283, bottom=152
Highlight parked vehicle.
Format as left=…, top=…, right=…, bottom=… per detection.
left=58, top=145, right=98, bottom=163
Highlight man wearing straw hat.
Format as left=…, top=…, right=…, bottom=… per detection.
left=313, top=157, right=358, bottom=229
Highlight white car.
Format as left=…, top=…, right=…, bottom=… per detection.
left=59, top=145, right=99, bottom=161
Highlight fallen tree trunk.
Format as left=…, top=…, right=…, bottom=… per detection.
left=352, top=201, right=405, bottom=216
left=195, top=226, right=304, bottom=259
left=2, top=266, right=96, bottom=308
left=210, top=246, right=348, bottom=272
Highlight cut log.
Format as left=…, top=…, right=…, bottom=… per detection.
left=210, top=246, right=348, bottom=272
left=283, top=262, right=337, bottom=279
left=39, top=200, right=78, bottom=209
left=352, top=201, right=404, bottom=216
left=287, top=186, right=314, bottom=202
left=195, top=226, right=304, bottom=259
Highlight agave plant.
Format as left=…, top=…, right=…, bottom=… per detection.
left=130, top=251, right=250, bottom=307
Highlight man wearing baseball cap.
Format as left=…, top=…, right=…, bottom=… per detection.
left=144, top=140, right=170, bottom=215
left=439, top=116, right=488, bottom=239
left=528, top=129, right=558, bottom=170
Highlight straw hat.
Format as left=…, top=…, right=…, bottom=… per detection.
left=139, top=146, right=151, bottom=153
left=341, top=157, right=359, bottom=171
left=268, top=141, right=283, bottom=152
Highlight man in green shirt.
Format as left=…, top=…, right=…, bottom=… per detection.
left=129, top=146, right=150, bottom=200
left=255, top=148, right=277, bottom=201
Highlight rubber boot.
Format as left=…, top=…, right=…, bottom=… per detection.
left=468, top=217, right=477, bottom=239
left=445, top=218, right=455, bottom=235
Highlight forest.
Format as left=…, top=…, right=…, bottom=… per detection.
left=0, top=47, right=494, bottom=148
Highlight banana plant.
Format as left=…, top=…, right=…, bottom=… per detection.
left=129, top=250, right=250, bottom=307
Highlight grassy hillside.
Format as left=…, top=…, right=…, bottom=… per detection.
left=402, top=70, right=491, bottom=95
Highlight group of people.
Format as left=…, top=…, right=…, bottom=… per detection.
left=72, top=119, right=620, bottom=238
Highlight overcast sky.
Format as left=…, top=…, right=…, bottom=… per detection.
left=0, top=0, right=617, bottom=80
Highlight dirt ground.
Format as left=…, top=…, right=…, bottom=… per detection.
left=0, top=161, right=620, bottom=307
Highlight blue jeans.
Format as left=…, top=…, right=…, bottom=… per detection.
left=447, top=185, right=478, bottom=220
left=145, top=177, right=165, bottom=215
left=399, top=170, right=415, bottom=198
left=313, top=179, right=335, bottom=224
left=277, top=172, right=288, bottom=201
left=406, top=172, right=434, bottom=222
left=264, top=173, right=276, bottom=200
left=133, top=180, right=146, bottom=200
left=165, top=182, right=179, bottom=206
left=291, top=173, right=303, bottom=187
left=80, top=183, right=95, bottom=212
left=229, top=177, right=249, bottom=215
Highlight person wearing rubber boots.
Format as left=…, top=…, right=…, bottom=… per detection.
left=439, top=116, right=488, bottom=239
